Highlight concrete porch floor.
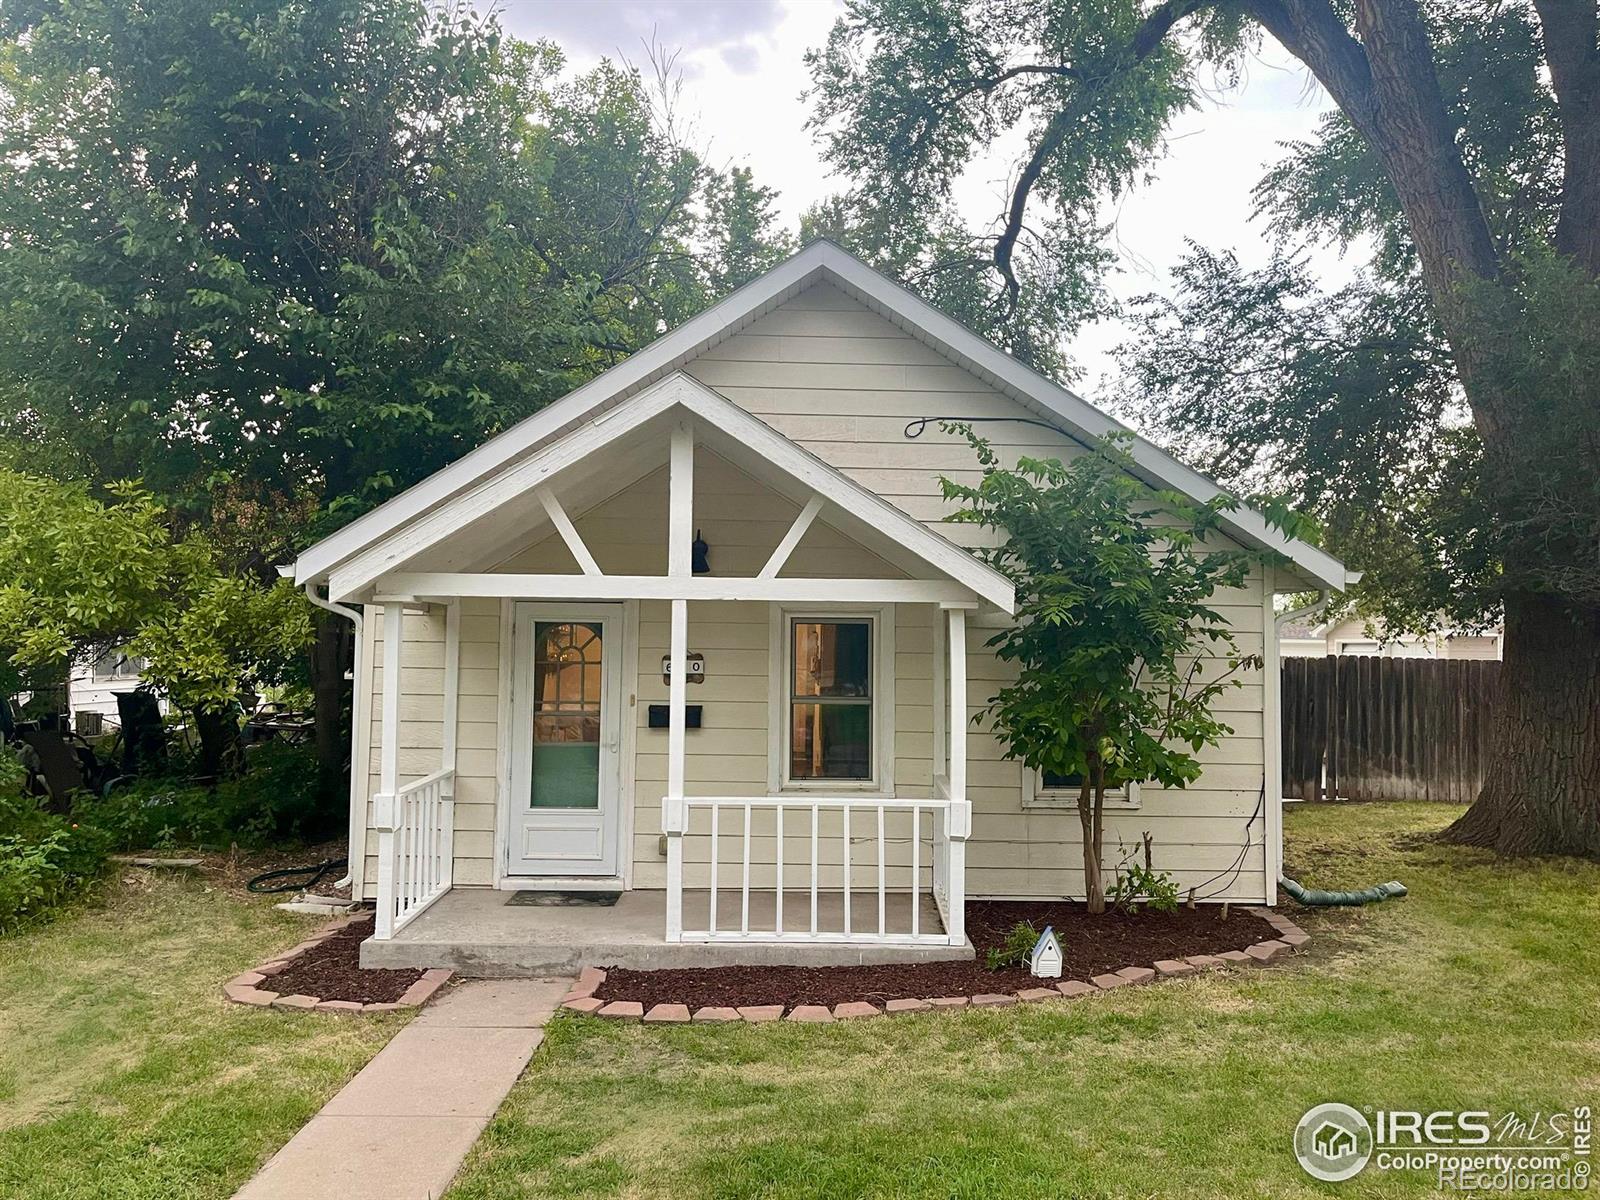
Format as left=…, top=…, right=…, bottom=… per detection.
left=360, top=888, right=972, bottom=976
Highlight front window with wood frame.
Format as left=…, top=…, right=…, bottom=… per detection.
left=788, top=618, right=873, bottom=782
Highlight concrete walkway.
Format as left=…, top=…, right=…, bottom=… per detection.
left=234, top=977, right=570, bottom=1200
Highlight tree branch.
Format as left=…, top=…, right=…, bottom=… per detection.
left=991, top=0, right=1212, bottom=308
left=1245, top=0, right=1506, bottom=436
left=1532, top=0, right=1600, bottom=273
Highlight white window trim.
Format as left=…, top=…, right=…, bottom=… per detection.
left=1023, top=771, right=1141, bottom=811
left=767, top=603, right=896, bottom=796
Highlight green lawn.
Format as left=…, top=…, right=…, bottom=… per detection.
left=448, top=802, right=1600, bottom=1200
left=0, top=869, right=403, bottom=1200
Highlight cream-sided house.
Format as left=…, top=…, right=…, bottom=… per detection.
left=290, top=242, right=1350, bottom=974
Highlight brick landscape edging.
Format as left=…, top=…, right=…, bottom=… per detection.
left=560, top=908, right=1309, bottom=1025
left=221, top=913, right=452, bottom=1014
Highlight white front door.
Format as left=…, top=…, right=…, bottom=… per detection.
left=507, top=603, right=623, bottom=877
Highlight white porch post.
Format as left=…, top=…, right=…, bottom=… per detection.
left=943, top=605, right=970, bottom=946
left=664, top=420, right=694, bottom=941
left=372, top=603, right=404, bottom=939
left=439, top=601, right=460, bottom=891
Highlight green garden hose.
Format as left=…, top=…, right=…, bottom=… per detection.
left=1280, top=876, right=1407, bottom=907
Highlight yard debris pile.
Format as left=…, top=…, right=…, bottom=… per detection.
left=263, top=914, right=425, bottom=1004
left=594, top=901, right=1279, bottom=1012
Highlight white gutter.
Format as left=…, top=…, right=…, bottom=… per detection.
left=296, top=575, right=365, bottom=895
left=1275, top=589, right=1334, bottom=637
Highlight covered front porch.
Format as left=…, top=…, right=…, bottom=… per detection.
left=360, top=887, right=967, bottom=975
left=342, top=374, right=1015, bottom=973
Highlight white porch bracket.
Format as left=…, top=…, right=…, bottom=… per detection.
left=534, top=486, right=602, bottom=577
left=758, top=494, right=824, bottom=579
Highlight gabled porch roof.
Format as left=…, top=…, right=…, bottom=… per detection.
left=317, top=371, right=1016, bottom=613
left=294, top=239, right=1349, bottom=594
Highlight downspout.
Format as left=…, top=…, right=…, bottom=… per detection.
left=297, top=576, right=365, bottom=894
left=1267, top=588, right=1333, bottom=900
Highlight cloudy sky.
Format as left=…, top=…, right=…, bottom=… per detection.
left=496, top=0, right=1347, bottom=392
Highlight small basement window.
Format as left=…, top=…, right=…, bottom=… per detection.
left=1024, top=769, right=1141, bottom=810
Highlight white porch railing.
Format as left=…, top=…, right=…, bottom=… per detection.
left=671, top=794, right=967, bottom=946
left=371, top=767, right=455, bottom=939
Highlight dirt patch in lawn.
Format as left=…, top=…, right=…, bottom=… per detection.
left=594, top=901, right=1280, bottom=1011
left=265, top=915, right=425, bottom=1004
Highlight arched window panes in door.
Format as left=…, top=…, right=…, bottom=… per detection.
left=530, top=621, right=604, bottom=809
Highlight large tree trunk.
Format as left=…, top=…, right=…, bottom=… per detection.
left=1444, top=592, right=1600, bottom=856
left=1246, top=1, right=1600, bottom=859
left=311, top=612, right=351, bottom=804
left=193, top=704, right=245, bottom=782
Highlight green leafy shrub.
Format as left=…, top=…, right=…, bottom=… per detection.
left=75, top=742, right=335, bottom=850
left=1107, top=840, right=1182, bottom=913
left=0, top=750, right=109, bottom=932
left=215, top=742, right=333, bottom=845
left=985, top=920, right=1041, bottom=971
left=72, top=776, right=220, bottom=851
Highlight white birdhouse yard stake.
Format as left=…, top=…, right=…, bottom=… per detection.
left=1030, top=925, right=1063, bottom=978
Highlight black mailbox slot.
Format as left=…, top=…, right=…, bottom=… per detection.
left=647, top=704, right=702, bottom=729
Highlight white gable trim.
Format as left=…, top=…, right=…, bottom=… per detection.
left=328, top=372, right=1017, bottom=612
left=809, top=249, right=1348, bottom=591
left=294, top=241, right=1346, bottom=592
left=295, top=251, right=833, bottom=586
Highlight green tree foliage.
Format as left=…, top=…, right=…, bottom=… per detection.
left=0, top=0, right=796, bottom=797
left=0, top=472, right=312, bottom=776
left=1116, top=247, right=1482, bottom=637
left=805, top=0, right=1221, bottom=380
left=943, top=430, right=1259, bottom=910
left=704, top=166, right=795, bottom=295
left=810, top=0, right=1600, bottom=858
left=0, top=0, right=791, bottom=540
left=799, top=195, right=1104, bottom=379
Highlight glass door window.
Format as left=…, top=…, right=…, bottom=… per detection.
left=530, top=621, right=604, bottom=809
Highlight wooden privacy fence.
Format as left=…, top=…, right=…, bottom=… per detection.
left=1282, top=657, right=1501, bottom=803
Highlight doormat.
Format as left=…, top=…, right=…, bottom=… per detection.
left=506, top=890, right=621, bottom=907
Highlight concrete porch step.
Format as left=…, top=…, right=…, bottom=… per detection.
left=360, top=887, right=973, bottom=976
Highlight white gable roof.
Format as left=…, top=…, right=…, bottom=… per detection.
left=295, top=240, right=1348, bottom=592
left=324, top=372, right=1017, bottom=612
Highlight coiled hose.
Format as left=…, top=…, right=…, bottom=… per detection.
left=1280, top=876, right=1407, bottom=907
left=247, top=857, right=348, bottom=895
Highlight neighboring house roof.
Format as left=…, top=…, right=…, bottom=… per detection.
left=1300, top=614, right=1504, bottom=641
left=323, top=371, right=1019, bottom=612
left=294, top=240, right=1349, bottom=592
left=1278, top=619, right=1324, bottom=641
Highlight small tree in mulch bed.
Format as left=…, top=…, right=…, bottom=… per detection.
left=943, top=428, right=1289, bottom=913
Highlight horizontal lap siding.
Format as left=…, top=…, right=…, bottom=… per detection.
left=351, top=280, right=1271, bottom=903
left=684, top=282, right=1271, bottom=903
left=359, top=598, right=502, bottom=898
left=496, top=450, right=920, bottom=889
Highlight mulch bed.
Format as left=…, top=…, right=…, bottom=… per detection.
left=259, top=915, right=426, bottom=1005
left=593, top=900, right=1280, bottom=1011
